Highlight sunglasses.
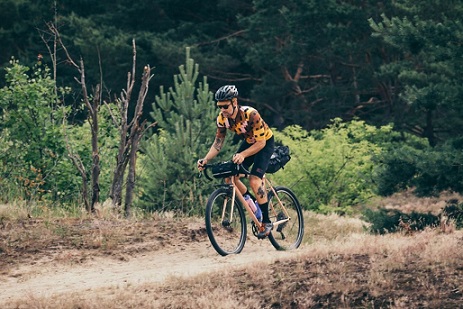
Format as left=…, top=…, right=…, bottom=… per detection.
left=217, top=103, right=231, bottom=109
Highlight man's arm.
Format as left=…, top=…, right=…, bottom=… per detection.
left=239, top=139, right=265, bottom=158
left=205, top=136, right=225, bottom=161
left=198, top=134, right=226, bottom=169
left=233, top=139, right=265, bottom=164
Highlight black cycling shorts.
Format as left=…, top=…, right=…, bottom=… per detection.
left=237, top=136, right=275, bottom=179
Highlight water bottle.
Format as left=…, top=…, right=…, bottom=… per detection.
left=254, top=201, right=262, bottom=222
left=244, top=195, right=262, bottom=222
left=244, top=194, right=257, bottom=212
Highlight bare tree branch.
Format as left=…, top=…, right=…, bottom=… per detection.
left=194, top=30, right=248, bottom=47
left=47, top=23, right=79, bottom=70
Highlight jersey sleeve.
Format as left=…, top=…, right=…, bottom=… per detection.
left=249, top=109, right=267, bottom=141
left=215, top=115, right=227, bottom=139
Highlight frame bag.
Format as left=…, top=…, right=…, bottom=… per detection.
left=266, top=146, right=291, bottom=174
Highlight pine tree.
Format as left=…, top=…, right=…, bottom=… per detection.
left=369, top=1, right=463, bottom=146
left=138, top=48, right=233, bottom=214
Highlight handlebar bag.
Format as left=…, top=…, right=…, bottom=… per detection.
left=211, top=161, right=240, bottom=178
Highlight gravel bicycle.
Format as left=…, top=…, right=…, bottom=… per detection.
left=200, top=161, right=304, bottom=256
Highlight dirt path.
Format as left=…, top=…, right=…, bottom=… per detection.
left=0, top=237, right=301, bottom=304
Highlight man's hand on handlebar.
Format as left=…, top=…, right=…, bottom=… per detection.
left=197, top=158, right=208, bottom=171
left=233, top=153, right=245, bottom=164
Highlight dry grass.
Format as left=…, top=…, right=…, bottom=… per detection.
left=1, top=202, right=463, bottom=308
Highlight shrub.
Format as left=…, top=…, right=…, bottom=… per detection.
left=362, top=208, right=440, bottom=234
left=270, top=119, right=393, bottom=214
left=442, top=201, right=463, bottom=229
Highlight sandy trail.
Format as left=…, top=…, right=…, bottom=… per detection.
left=0, top=238, right=301, bottom=303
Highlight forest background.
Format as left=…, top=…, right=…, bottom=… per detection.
left=0, top=0, right=462, bottom=224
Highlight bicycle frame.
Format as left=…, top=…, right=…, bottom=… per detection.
left=225, top=175, right=291, bottom=230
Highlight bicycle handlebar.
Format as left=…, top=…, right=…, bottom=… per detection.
left=198, top=164, right=213, bottom=181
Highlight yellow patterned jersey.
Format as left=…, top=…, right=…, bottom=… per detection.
left=216, top=106, right=273, bottom=143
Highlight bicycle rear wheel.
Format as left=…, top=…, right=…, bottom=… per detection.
left=267, top=186, right=304, bottom=250
left=205, top=188, right=247, bottom=256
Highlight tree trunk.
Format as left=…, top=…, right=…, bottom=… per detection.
left=109, top=82, right=131, bottom=211
left=76, top=159, right=90, bottom=212
left=424, top=109, right=436, bottom=147
left=124, top=132, right=139, bottom=218
left=110, top=160, right=128, bottom=209
left=124, top=66, right=153, bottom=216
left=90, top=84, right=101, bottom=212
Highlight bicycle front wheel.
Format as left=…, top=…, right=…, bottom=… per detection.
left=205, top=188, right=247, bottom=256
left=267, top=186, right=304, bottom=250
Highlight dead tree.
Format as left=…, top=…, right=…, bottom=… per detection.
left=48, top=23, right=101, bottom=213
left=107, top=39, right=156, bottom=216
left=123, top=66, right=152, bottom=217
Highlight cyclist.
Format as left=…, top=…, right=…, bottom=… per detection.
left=198, top=85, right=275, bottom=238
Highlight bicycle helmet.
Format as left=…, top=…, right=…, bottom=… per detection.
left=215, top=85, right=238, bottom=101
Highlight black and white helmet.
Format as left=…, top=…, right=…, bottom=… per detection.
left=215, top=85, right=238, bottom=101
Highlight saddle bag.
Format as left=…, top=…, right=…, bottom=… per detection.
left=266, top=145, right=291, bottom=174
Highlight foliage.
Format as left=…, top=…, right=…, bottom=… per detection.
left=0, top=0, right=53, bottom=71
left=63, top=104, right=120, bottom=203
left=0, top=59, right=118, bottom=205
left=3, top=1, right=463, bottom=148
left=238, top=0, right=396, bottom=130
left=362, top=199, right=463, bottom=234
left=2, top=0, right=463, bottom=209
left=0, top=59, right=69, bottom=202
left=0, top=0, right=406, bottom=134
left=442, top=201, right=463, bottom=229
left=269, top=119, right=394, bottom=214
left=362, top=208, right=439, bottom=234
left=370, top=1, right=463, bottom=145
left=373, top=138, right=463, bottom=197
left=2, top=1, right=463, bottom=144
left=138, top=48, right=234, bottom=214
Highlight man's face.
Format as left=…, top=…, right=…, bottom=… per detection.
left=217, top=100, right=233, bottom=117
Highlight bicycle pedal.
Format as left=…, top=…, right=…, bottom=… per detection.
left=256, top=223, right=273, bottom=239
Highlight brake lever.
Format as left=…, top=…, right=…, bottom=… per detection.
left=197, top=159, right=205, bottom=178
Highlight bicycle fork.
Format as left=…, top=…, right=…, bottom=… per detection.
left=267, top=180, right=291, bottom=230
